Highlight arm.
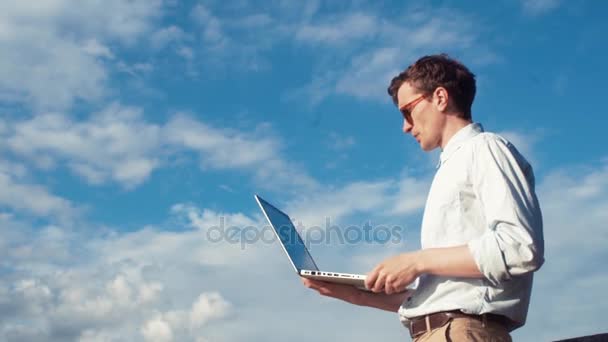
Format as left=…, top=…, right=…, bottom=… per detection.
left=418, top=245, right=482, bottom=277
left=301, top=278, right=410, bottom=312
left=466, top=137, right=544, bottom=284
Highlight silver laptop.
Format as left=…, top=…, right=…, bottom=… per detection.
left=255, top=194, right=367, bottom=288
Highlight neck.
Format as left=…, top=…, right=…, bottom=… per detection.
left=439, top=116, right=472, bottom=149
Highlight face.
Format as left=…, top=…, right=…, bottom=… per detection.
left=396, top=82, right=446, bottom=151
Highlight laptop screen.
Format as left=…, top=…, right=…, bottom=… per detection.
left=256, top=196, right=318, bottom=272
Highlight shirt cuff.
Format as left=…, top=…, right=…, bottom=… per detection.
left=467, top=232, right=511, bottom=285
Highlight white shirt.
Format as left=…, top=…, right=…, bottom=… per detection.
left=398, top=123, right=544, bottom=331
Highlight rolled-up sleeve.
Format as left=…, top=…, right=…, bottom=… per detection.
left=467, top=136, right=544, bottom=285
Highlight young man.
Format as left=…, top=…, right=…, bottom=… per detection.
left=302, top=54, right=544, bottom=341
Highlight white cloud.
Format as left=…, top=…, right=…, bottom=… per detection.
left=406, top=16, right=475, bottom=49
left=189, top=292, right=231, bottom=328
left=139, top=291, right=232, bottom=341
left=284, top=7, right=484, bottom=104
left=4, top=103, right=162, bottom=188
left=79, top=329, right=120, bottom=342
left=82, top=39, right=114, bottom=59
left=97, top=206, right=266, bottom=268
left=141, top=317, right=173, bottom=342
left=0, top=1, right=494, bottom=109
left=186, top=4, right=281, bottom=72
left=165, top=115, right=278, bottom=169
left=0, top=208, right=249, bottom=342
left=0, top=0, right=162, bottom=45
left=2, top=106, right=319, bottom=192
left=521, top=0, right=561, bottom=16
left=285, top=174, right=429, bottom=229
left=0, top=200, right=416, bottom=342
left=389, top=176, right=432, bottom=216
left=0, top=0, right=163, bottom=110
left=334, top=47, right=403, bottom=101
left=287, top=180, right=394, bottom=227
left=128, top=3, right=488, bottom=104
left=191, top=4, right=229, bottom=49
left=0, top=169, right=78, bottom=220
left=134, top=63, right=155, bottom=73
left=177, top=46, right=195, bottom=60
left=0, top=29, right=108, bottom=110
left=179, top=2, right=486, bottom=83
left=537, top=162, right=608, bottom=254
left=170, top=3, right=323, bottom=73
left=117, top=61, right=155, bottom=77
left=165, top=114, right=318, bottom=191
left=0, top=158, right=28, bottom=178
left=497, top=130, right=543, bottom=171
left=295, top=13, right=378, bottom=44
left=150, top=25, right=187, bottom=49
left=229, top=13, right=274, bottom=30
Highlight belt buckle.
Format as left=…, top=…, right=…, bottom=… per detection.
left=402, top=317, right=418, bottom=339
left=407, top=316, right=429, bottom=339
left=410, top=312, right=455, bottom=339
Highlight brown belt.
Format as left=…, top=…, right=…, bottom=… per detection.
left=408, top=310, right=510, bottom=339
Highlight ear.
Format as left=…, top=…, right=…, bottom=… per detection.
left=434, top=87, right=449, bottom=112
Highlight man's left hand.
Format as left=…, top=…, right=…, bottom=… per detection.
left=365, top=251, right=424, bottom=294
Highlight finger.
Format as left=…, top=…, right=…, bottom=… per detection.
left=318, top=286, right=333, bottom=296
left=384, top=275, right=394, bottom=294
left=372, top=272, right=387, bottom=293
left=393, top=278, right=406, bottom=293
left=301, top=277, right=318, bottom=288
left=386, top=277, right=405, bottom=294
left=387, top=281, right=407, bottom=294
left=365, top=266, right=381, bottom=289
left=387, top=286, right=401, bottom=295
left=302, top=278, right=324, bottom=290
left=391, top=275, right=412, bottom=293
left=311, top=280, right=341, bottom=294
left=385, top=285, right=393, bottom=295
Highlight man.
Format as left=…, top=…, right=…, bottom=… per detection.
left=302, top=54, right=544, bottom=341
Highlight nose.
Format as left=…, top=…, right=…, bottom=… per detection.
left=402, top=119, right=413, bottom=134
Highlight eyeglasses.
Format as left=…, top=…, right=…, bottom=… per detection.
left=399, top=94, right=428, bottom=125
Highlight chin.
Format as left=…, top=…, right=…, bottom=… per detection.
left=420, top=142, right=438, bottom=152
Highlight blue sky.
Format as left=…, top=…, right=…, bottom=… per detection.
left=1, top=0, right=607, bottom=341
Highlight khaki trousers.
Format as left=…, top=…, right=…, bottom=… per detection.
left=413, top=317, right=512, bottom=342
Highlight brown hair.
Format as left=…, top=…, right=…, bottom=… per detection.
left=387, top=54, right=476, bottom=120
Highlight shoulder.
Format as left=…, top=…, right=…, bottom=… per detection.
left=454, top=132, right=511, bottom=162
left=473, top=131, right=510, bottom=147
left=470, top=131, right=532, bottom=174
left=469, top=132, right=518, bottom=157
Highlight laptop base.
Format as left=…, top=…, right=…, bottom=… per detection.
left=300, top=269, right=366, bottom=287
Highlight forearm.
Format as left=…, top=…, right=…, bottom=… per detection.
left=354, top=290, right=411, bottom=312
left=418, top=245, right=483, bottom=278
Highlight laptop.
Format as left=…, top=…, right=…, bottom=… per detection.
left=255, top=194, right=368, bottom=288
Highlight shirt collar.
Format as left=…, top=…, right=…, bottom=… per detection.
left=437, top=122, right=484, bottom=168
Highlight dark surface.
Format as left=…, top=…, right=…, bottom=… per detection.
left=555, top=333, right=608, bottom=342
